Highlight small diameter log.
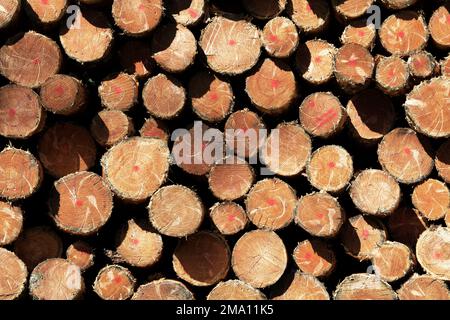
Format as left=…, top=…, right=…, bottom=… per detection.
left=143, top=74, right=186, bottom=119
left=350, top=169, right=401, bottom=217
left=245, top=178, right=297, bottom=231
left=436, top=140, right=450, bottom=183
left=98, top=73, right=138, bottom=112
left=340, top=214, right=387, bottom=261
left=407, top=51, right=438, bottom=80
left=287, top=0, right=330, bottom=34
left=441, top=54, right=450, bottom=77
left=90, top=110, right=135, bottom=148
left=188, top=70, right=234, bottom=122
left=377, top=128, right=434, bottom=184
left=296, top=39, right=336, bottom=85
left=0, top=85, right=45, bottom=139
left=299, top=92, right=347, bottom=138
left=113, top=219, right=163, bottom=268
left=333, top=273, right=397, bottom=300
left=140, top=117, right=169, bottom=143
left=207, top=280, right=266, bottom=300
left=429, top=5, right=450, bottom=50
left=132, top=279, right=194, bottom=300
left=38, top=123, right=97, bottom=178
left=59, top=9, right=113, bottom=63
left=49, top=172, right=113, bottom=236
left=379, top=11, right=428, bottom=57
left=14, top=226, right=63, bottom=271
left=0, top=248, right=27, bottom=300
left=224, top=109, right=266, bottom=160
left=371, top=241, right=415, bottom=282
left=151, top=24, right=197, bottom=73
left=295, top=192, right=345, bottom=238
left=66, top=241, right=95, bottom=272
left=112, top=0, right=163, bottom=37
left=0, top=31, right=61, bottom=88
left=331, top=0, right=373, bottom=21
left=167, top=0, right=205, bottom=26
left=40, top=75, right=87, bottom=116
left=340, top=19, right=377, bottom=50
left=199, top=17, right=261, bottom=76
left=101, top=137, right=169, bottom=202
left=293, top=239, right=336, bottom=278
left=0, top=0, right=20, bottom=30
left=416, top=226, right=450, bottom=281
left=210, top=202, right=248, bottom=236
left=273, top=272, right=329, bottom=300
left=261, top=17, right=299, bottom=58
left=412, top=179, right=449, bottom=221
left=306, top=145, right=354, bottom=193
left=375, top=55, right=409, bottom=96
left=24, top=0, right=67, bottom=26
left=346, top=89, right=395, bottom=144
left=397, top=274, right=450, bottom=300
left=387, top=206, right=428, bottom=249
left=243, top=0, right=286, bottom=20
left=262, top=123, right=311, bottom=176
left=118, top=40, right=153, bottom=79
left=232, top=230, right=287, bottom=288
left=29, top=258, right=84, bottom=300
left=93, top=265, right=136, bottom=300
left=405, top=77, right=450, bottom=138
left=245, top=58, right=297, bottom=115
left=149, top=185, right=204, bottom=238
left=173, top=232, right=230, bottom=287
left=0, top=147, right=43, bottom=201
left=379, top=0, right=417, bottom=10
left=334, top=43, right=374, bottom=94
left=0, top=201, right=22, bottom=246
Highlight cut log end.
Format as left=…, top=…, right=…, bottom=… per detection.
left=0, top=201, right=23, bottom=246
left=210, top=202, right=248, bottom=236
left=98, top=73, right=138, bottom=112
left=340, top=19, right=376, bottom=49
left=371, top=241, right=414, bottom=282
left=296, top=39, right=336, bottom=85
left=331, top=0, right=374, bottom=21
left=261, top=17, right=299, bottom=58
left=379, top=0, right=418, bottom=10
left=66, top=241, right=95, bottom=272
left=0, top=248, right=27, bottom=300
left=375, top=56, right=409, bottom=96
left=24, top=0, right=67, bottom=25
left=0, top=0, right=20, bottom=30
left=207, top=280, right=266, bottom=300
left=387, top=206, right=428, bottom=249
left=132, top=279, right=194, bottom=300
left=412, top=179, right=449, bottom=221
left=112, top=0, right=163, bottom=36
left=167, top=0, right=205, bottom=26
left=429, top=5, right=450, bottom=50
left=90, top=110, right=135, bottom=148
left=293, top=239, right=336, bottom=278
left=273, top=272, right=329, bottom=300
left=397, top=274, right=450, bottom=300
left=140, top=117, right=169, bottom=143
left=93, top=265, right=136, bottom=300
left=333, top=273, right=397, bottom=300
left=118, top=40, right=153, bottom=79
left=287, top=0, right=330, bottom=34
left=436, top=140, right=450, bottom=184
left=407, top=51, right=438, bottom=80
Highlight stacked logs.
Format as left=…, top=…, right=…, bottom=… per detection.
left=0, top=0, right=449, bottom=301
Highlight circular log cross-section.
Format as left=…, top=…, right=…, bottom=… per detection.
left=262, top=123, right=311, bottom=176
left=375, top=55, right=409, bottom=96
left=346, top=89, right=395, bottom=144
left=140, top=117, right=169, bottom=143
left=24, top=0, right=67, bottom=26
left=387, top=206, right=428, bottom=249
left=295, top=192, right=345, bottom=238
left=350, top=169, right=401, bottom=217
left=333, top=273, right=397, bottom=300
left=243, top=0, right=286, bottom=20
left=167, top=0, right=205, bottom=26
left=90, top=110, right=135, bottom=148
left=0, top=148, right=43, bottom=201
left=66, top=241, right=95, bottom=272
left=132, top=279, right=194, bottom=300
left=397, top=274, right=450, bottom=300
left=405, top=77, right=450, bottom=138
left=207, top=280, right=266, bottom=300
left=416, top=226, right=450, bottom=281
left=293, top=239, right=336, bottom=278
left=210, top=202, right=248, bottom=236
left=173, top=232, right=230, bottom=287
left=429, top=5, right=450, bottom=50
left=287, top=0, right=330, bottom=34
left=0, top=84, right=45, bottom=139
left=371, top=241, right=414, bottom=283
left=296, top=40, right=336, bottom=85
left=59, top=9, right=113, bottom=63
left=245, top=178, right=297, bottom=231
left=340, top=19, right=376, bottom=49
left=436, top=140, right=450, bottom=184
left=261, top=17, right=299, bottom=58
left=334, top=43, right=374, bottom=94
left=299, top=92, right=347, bottom=138
left=273, top=272, right=329, bottom=300
left=118, top=40, right=153, bottom=79
left=407, top=51, right=438, bottom=80
left=0, top=248, right=27, bottom=300
left=143, top=74, right=186, bottom=119
left=307, top=145, right=354, bottom=193
left=412, top=179, right=449, bottom=221
left=0, top=0, right=20, bottom=30
left=379, top=11, right=428, bottom=57
left=112, top=0, right=163, bottom=37
left=149, top=185, right=204, bottom=238
left=377, top=128, right=434, bottom=184
left=29, top=258, right=84, bottom=300
left=0, top=201, right=22, bottom=246
left=101, top=137, right=169, bottom=202
left=98, top=73, right=138, bottom=112
left=199, top=17, right=261, bottom=75
left=49, top=172, right=113, bottom=236
left=340, top=214, right=387, bottom=261
left=0, top=31, right=61, bottom=88
left=232, top=230, right=287, bottom=289
left=40, top=75, right=86, bottom=116
left=38, top=123, right=97, bottom=178
left=93, top=265, right=136, bottom=300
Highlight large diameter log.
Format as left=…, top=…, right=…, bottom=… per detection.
left=24, top=0, right=67, bottom=26
left=387, top=206, right=428, bottom=249
left=371, top=241, right=415, bottom=282
left=0, top=0, right=21, bottom=30
left=296, top=39, right=336, bottom=85
left=429, top=5, right=450, bottom=50
left=397, top=274, right=450, bottom=300
left=0, top=201, right=22, bottom=246
left=273, top=272, right=329, bottom=300
left=412, top=179, right=449, bottom=221
left=112, top=0, right=163, bottom=36
left=287, top=0, right=330, bottom=34
left=167, top=0, right=205, bottom=26
left=0, top=248, right=27, bottom=300
left=207, top=280, right=266, bottom=300
left=132, top=279, right=194, bottom=300
left=293, top=239, right=336, bottom=278
left=333, top=273, right=397, bottom=300
left=261, top=17, right=299, bottom=58
left=93, top=265, right=136, bottom=300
